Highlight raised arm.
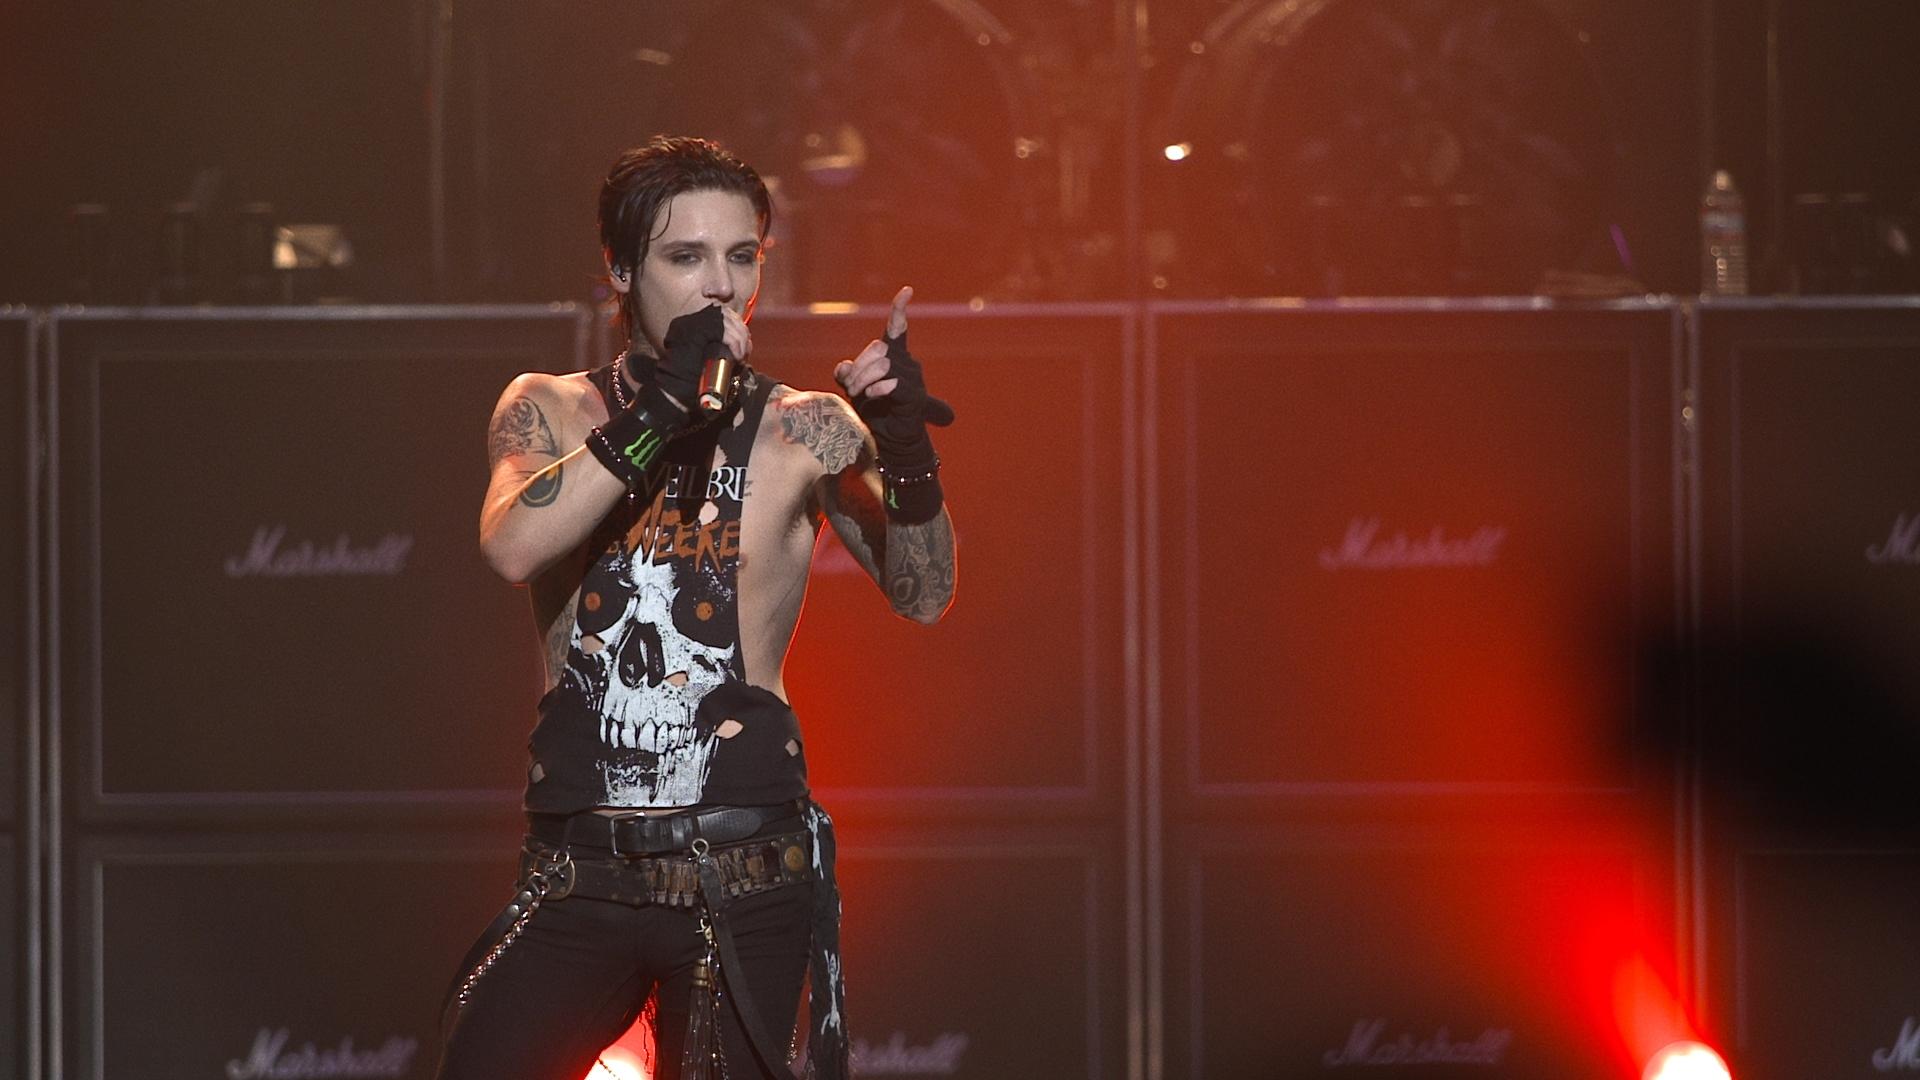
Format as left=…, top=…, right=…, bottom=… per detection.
left=479, top=307, right=749, bottom=584
left=782, top=392, right=956, bottom=624
left=806, top=285, right=959, bottom=623
left=477, top=373, right=631, bottom=584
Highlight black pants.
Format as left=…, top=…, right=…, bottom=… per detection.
left=436, top=844, right=813, bottom=1080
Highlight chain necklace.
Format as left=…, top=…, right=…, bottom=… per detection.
left=609, top=352, right=634, bottom=411
left=608, top=353, right=640, bottom=507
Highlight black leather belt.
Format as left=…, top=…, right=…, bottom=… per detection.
left=520, top=830, right=813, bottom=908
left=531, top=799, right=806, bottom=856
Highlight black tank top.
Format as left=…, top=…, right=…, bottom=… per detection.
left=523, top=364, right=809, bottom=813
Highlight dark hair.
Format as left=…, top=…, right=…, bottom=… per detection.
left=598, top=135, right=773, bottom=343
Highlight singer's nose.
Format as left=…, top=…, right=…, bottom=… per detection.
left=702, top=264, right=734, bottom=302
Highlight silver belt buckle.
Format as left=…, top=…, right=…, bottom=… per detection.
left=605, top=811, right=653, bottom=859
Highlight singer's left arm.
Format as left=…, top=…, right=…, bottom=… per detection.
left=782, top=392, right=956, bottom=625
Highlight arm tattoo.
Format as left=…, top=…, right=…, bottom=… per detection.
left=819, top=449, right=955, bottom=621
left=542, top=595, right=577, bottom=684
left=488, top=397, right=559, bottom=464
left=519, top=462, right=564, bottom=507
left=823, top=472, right=885, bottom=582
left=778, top=395, right=864, bottom=473
left=885, top=512, right=956, bottom=622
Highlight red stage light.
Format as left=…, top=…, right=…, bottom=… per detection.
left=1642, top=1040, right=1730, bottom=1080
left=584, top=1047, right=650, bottom=1080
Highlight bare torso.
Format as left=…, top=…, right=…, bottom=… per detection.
left=482, top=346, right=941, bottom=816
left=523, top=371, right=829, bottom=749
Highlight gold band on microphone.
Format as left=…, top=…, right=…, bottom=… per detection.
left=698, top=354, right=735, bottom=413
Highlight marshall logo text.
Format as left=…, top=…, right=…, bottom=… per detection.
left=1318, top=519, right=1508, bottom=571
left=225, top=1028, right=419, bottom=1080
left=224, top=526, right=414, bottom=578
left=850, top=1031, right=970, bottom=1076
left=1866, top=514, right=1920, bottom=567
left=1323, top=1019, right=1514, bottom=1068
left=1874, top=1016, right=1920, bottom=1072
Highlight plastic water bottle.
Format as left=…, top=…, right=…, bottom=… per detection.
left=1700, top=169, right=1749, bottom=295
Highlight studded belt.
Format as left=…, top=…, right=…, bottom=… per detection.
left=520, top=829, right=813, bottom=908
left=531, top=798, right=809, bottom=856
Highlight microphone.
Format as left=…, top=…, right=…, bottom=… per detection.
left=698, top=344, right=736, bottom=413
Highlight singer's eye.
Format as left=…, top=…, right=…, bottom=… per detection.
left=729, top=249, right=759, bottom=265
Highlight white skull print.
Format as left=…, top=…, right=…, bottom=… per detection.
left=578, top=552, right=736, bottom=806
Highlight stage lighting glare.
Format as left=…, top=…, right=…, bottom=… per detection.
left=585, top=1048, right=649, bottom=1080
left=1163, top=142, right=1193, bottom=162
left=1643, top=1040, right=1730, bottom=1080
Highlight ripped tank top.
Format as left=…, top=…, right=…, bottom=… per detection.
left=523, top=363, right=809, bottom=813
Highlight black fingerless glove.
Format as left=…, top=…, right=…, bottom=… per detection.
left=585, top=382, right=691, bottom=488
left=856, top=330, right=955, bottom=524
left=636, top=304, right=728, bottom=414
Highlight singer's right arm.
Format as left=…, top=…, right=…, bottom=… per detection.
left=478, top=372, right=633, bottom=585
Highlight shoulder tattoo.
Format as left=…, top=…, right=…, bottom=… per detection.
left=778, top=394, right=865, bottom=474
left=488, top=396, right=559, bottom=463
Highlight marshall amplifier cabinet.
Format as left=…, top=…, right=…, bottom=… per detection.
left=1145, top=300, right=1683, bottom=808
left=47, top=307, right=587, bottom=822
left=1167, top=827, right=1651, bottom=1080
left=1729, top=848, right=1920, bottom=1080
left=63, top=830, right=521, bottom=1080
left=741, top=304, right=1133, bottom=819
left=826, top=824, right=1126, bottom=1080
left=1693, top=299, right=1920, bottom=1076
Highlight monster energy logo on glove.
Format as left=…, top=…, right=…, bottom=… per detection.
left=624, top=429, right=663, bottom=470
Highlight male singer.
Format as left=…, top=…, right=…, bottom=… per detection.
left=435, top=135, right=957, bottom=1080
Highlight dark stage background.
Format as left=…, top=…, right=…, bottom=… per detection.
left=5, top=2, right=1920, bottom=1080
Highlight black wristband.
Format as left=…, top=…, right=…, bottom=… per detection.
left=586, top=385, right=689, bottom=487
left=877, top=457, right=944, bottom=525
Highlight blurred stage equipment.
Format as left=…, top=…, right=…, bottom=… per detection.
left=156, top=202, right=204, bottom=305
left=1761, top=0, right=1920, bottom=293
left=444, top=0, right=1131, bottom=304
left=233, top=202, right=278, bottom=305
left=1150, top=0, right=1623, bottom=296
left=271, top=223, right=356, bottom=302
left=65, top=204, right=113, bottom=305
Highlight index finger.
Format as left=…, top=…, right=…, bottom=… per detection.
left=885, top=285, right=913, bottom=340
left=721, top=307, right=752, bottom=356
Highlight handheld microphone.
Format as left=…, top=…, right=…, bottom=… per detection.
left=698, top=344, right=736, bottom=413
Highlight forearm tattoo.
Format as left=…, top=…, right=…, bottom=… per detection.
left=796, top=391, right=955, bottom=620
left=778, top=395, right=863, bottom=473
left=823, top=473, right=885, bottom=583
left=884, top=511, right=956, bottom=622
left=488, top=397, right=559, bottom=464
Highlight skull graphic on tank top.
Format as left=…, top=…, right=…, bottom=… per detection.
left=569, top=484, right=741, bottom=806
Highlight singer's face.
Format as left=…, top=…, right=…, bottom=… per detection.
left=623, top=188, right=763, bottom=353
